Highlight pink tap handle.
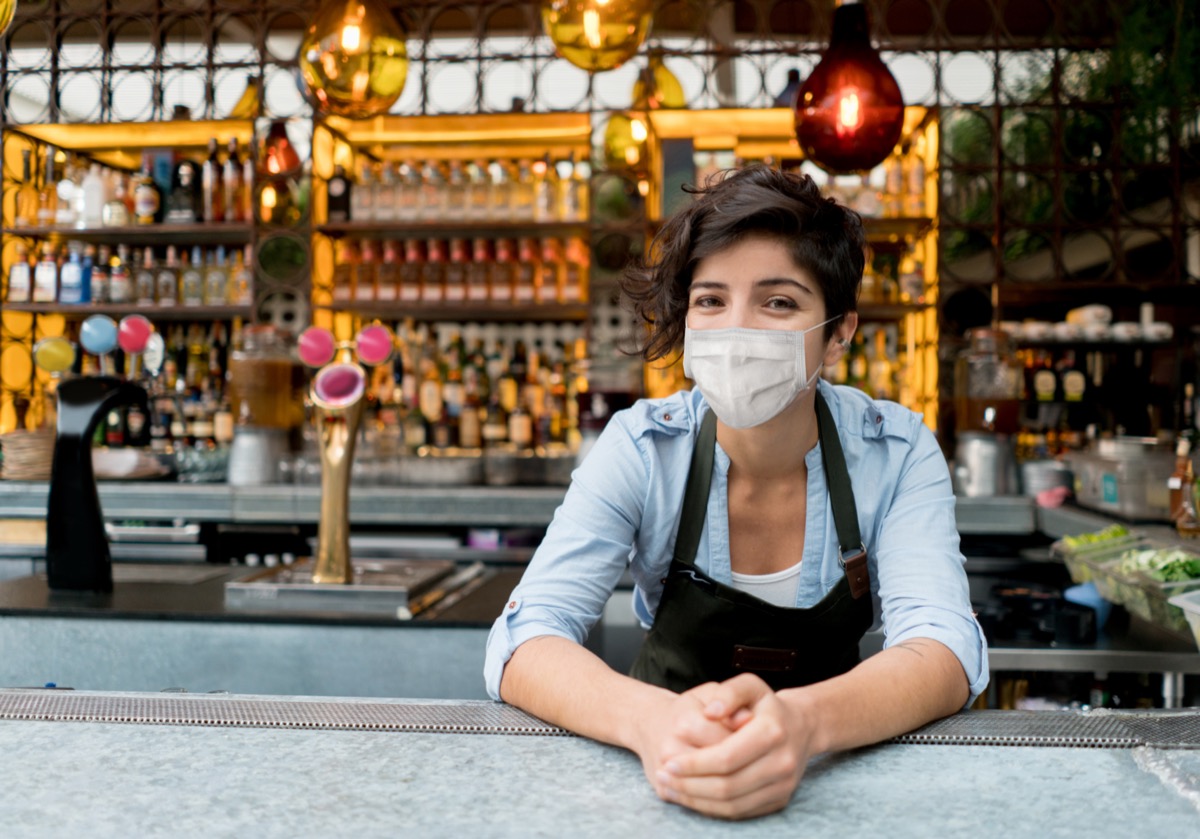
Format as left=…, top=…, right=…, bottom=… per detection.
left=117, top=314, right=154, bottom=355
left=312, top=362, right=366, bottom=409
left=355, top=324, right=394, bottom=366
left=298, top=326, right=337, bottom=368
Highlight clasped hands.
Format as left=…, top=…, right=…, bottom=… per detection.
left=634, top=673, right=816, bottom=820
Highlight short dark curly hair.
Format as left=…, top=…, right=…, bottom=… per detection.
left=619, top=164, right=866, bottom=362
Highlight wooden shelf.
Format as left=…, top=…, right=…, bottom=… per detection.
left=2, top=224, right=254, bottom=246
left=859, top=301, right=930, bottom=320
left=315, top=220, right=590, bottom=239
left=319, top=301, right=590, bottom=322
left=2, top=303, right=253, bottom=320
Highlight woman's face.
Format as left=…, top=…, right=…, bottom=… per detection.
left=686, top=234, right=855, bottom=367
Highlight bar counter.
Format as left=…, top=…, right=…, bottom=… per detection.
left=1, top=690, right=1198, bottom=836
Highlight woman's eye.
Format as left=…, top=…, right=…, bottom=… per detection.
left=689, top=295, right=723, bottom=308
left=765, top=297, right=799, bottom=309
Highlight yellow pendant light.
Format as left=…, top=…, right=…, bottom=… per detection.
left=542, top=0, right=653, bottom=73
left=298, top=0, right=409, bottom=119
left=0, top=1, right=16, bottom=36
left=630, top=49, right=685, bottom=109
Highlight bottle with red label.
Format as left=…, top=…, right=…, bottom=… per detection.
left=444, top=238, right=470, bottom=303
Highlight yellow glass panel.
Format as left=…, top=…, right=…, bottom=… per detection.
left=0, top=342, right=32, bottom=389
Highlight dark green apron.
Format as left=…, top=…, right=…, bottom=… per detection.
left=629, top=392, right=874, bottom=693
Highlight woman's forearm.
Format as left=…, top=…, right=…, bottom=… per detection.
left=499, top=635, right=677, bottom=752
left=779, top=638, right=970, bottom=755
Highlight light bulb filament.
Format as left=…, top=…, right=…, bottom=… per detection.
left=583, top=9, right=603, bottom=50
left=836, top=90, right=862, bottom=136
left=630, top=118, right=647, bottom=142
left=341, top=23, right=362, bottom=52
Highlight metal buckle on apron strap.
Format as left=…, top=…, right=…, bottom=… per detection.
left=840, top=544, right=870, bottom=600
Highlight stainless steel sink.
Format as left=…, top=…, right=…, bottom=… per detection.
left=224, top=558, right=457, bottom=618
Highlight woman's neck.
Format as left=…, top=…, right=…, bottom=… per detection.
left=716, top=392, right=820, bottom=481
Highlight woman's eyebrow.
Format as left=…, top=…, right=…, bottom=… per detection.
left=756, top=278, right=815, bottom=296
left=689, top=280, right=728, bottom=291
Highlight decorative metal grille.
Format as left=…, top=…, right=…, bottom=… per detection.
left=1, top=1, right=1198, bottom=435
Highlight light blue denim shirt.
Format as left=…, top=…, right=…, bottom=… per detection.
left=485, top=379, right=990, bottom=703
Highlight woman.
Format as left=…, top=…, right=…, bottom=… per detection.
left=485, top=165, right=988, bottom=820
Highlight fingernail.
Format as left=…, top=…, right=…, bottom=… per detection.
left=705, top=701, right=725, bottom=716
left=661, top=787, right=678, bottom=801
left=665, top=760, right=681, bottom=775
left=656, top=769, right=672, bottom=783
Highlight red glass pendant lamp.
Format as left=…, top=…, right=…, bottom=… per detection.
left=794, top=1, right=905, bottom=174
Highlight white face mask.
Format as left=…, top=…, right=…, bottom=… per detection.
left=683, top=317, right=841, bottom=429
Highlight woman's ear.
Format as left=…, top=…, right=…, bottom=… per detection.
left=824, top=312, right=858, bottom=365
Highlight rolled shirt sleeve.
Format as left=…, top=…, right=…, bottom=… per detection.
left=871, top=414, right=990, bottom=706
left=484, top=411, right=650, bottom=700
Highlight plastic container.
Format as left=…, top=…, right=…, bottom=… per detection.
left=1167, top=589, right=1200, bottom=650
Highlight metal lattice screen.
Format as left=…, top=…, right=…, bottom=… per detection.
left=1, top=0, right=1198, bottom=434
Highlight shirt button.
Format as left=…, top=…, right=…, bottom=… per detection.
left=875, top=415, right=882, bottom=423
left=508, top=601, right=517, bottom=609
left=663, top=413, right=672, bottom=421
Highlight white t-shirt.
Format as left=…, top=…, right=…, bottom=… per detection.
left=730, top=559, right=804, bottom=608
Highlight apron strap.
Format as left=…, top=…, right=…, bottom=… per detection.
left=815, top=392, right=871, bottom=599
left=673, top=395, right=870, bottom=600
left=672, top=409, right=716, bottom=566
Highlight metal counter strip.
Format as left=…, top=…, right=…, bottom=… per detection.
left=0, top=691, right=572, bottom=736
left=4, top=692, right=1200, bottom=749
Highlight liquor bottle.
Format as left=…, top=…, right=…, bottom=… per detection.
left=332, top=240, right=358, bottom=303
left=1059, top=351, right=1087, bottom=404
left=376, top=240, right=400, bottom=302
left=422, top=239, right=446, bottom=303
left=327, top=164, right=352, bottom=222
left=32, top=242, right=58, bottom=302
left=904, top=139, right=927, bottom=217
left=490, top=238, right=516, bottom=302
left=375, top=162, right=397, bottom=221
left=205, top=246, right=229, bottom=304
left=80, top=164, right=106, bottom=228
left=508, top=399, right=533, bottom=450
left=103, top=174, right=132, bottom=227
left=466, top=159, right=490, bottom=221
left=135, top=247, right=157, bottom=305
left=1174, top=458, right=1200, bottom=539
left=533, top=155, right=558, bottom=223
left=1169, top=438, right=1193, bottom=522
left=134, top=159, right=163, bottom=225
left=514, top=237, right=539, bottom=303
left=14, top=149, right=38, bottom=228
left=560, top=154, right=588, bottom=222
left=262, top=120, right=301, bottom=173
left=420, top=162, right=446, bottom=220
left=512, top=159, right=535, bottom=221
left=445, top=160, right=468, bottom=218
left=898, top=257, right=925, bottom=304
left=396, top=160, right=420, bottom=221
left=58, top=241, right=87, bottom=303
left=182, top=246, right=204, bottom=305
left=202, top=138, right=224, bottom=223
left=1031, top=351, right=1058, bottom=403
left=487, top=160, right=512, bottom=221
left=240, top=138, right=256, bottom=223
left=37, top=150, right=58, bottom=227
left=481, top=392, right=509, bottom=447
left=223, top=138, right=244, bottom=223
left=91, top=245, right=112, bottom=304
left=6, top=242, right=32, bottom=303
left=53, top=154, right=78, bottom=227
left=467, top=238, right=491, bottom=302
left=444, top=238, right=469, bottom=303
left=356, top=239, right=378, bottom=302
left=109, top=245, right=132, bottom=303
left=538, top=238, right=564, bottom=304
left=352, top=162, right=374, bottom=222
left=562, top=236, right=588, bottom=303
left=231, top=244, right=253, bottom=305
left=867, top=329, right=896, bottom=401
left=157, top=245, right=180, bottom=306
left=846, top=333, right=868, bottom=391
left=883, top=153, right=904, bottom=218
left=399, top=239, right=424, bottom=303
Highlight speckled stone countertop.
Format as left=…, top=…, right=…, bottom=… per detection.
left=1, top=692, right=1198, bottom=837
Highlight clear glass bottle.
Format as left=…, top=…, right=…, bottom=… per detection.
left=205, top=246, right=229, bottom=304
left=954, top=328, right=1024, bottom=435
left=6, top=242, right=32, bottom=303
left=135, top=247, right=157, bottom=305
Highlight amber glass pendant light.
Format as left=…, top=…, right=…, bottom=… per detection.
left=794, top=1, right=904, bottom=173
left=0, top=1, right=15, bottom=37
left=542, top=0, right=653, bottom=72
left=298, top=0, right=409, bottom=119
